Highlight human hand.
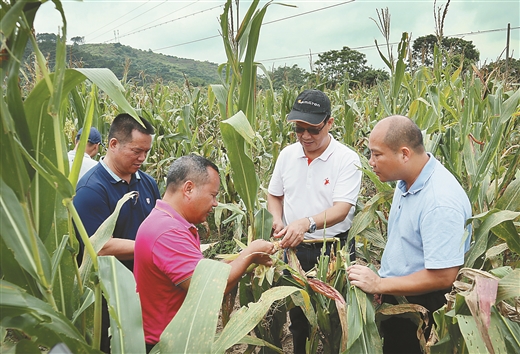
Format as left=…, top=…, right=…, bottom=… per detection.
left=246, top=239, right=276, bottom=266
left=346, top=264, right=382, bottom=294
left=271, top=219, right=285, bottom=237
left=277, top=218, right=309, bottom=248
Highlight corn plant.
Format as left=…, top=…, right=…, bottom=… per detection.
left=429, top=268, right=520, bottom=353
left=1, top=1, right=151, bottom=352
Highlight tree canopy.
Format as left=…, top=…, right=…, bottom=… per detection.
left=313, top=46, right=389, bottom=88
left=412, top=34, right=480, bottom=71
left=261, top=64, right=308, bottom=90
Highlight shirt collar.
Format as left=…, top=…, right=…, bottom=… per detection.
left=297, top=134, right=336, bottom=161
left=155, top=200, right=199, bottom=239
left=398, top=152, right=435, bottom=196
left=100, top=157, right=141, bottom=182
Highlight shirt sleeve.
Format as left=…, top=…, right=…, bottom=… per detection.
left=268, top=151, right=285, bottom=197
left=421, top=206, right=468, bottom=269
left=332, top=153, right=362, bottom=205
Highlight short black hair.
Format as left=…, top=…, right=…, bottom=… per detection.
left=108, top=113, right=154, bottom=144
left=166, top=154, right=219, bottom=191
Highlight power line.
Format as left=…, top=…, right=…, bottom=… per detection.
left=70, top=25, right=519, bottom=70
left=115, top=4, right=224, bottom=44
left=130, top=0, right=202, bottom=33
left=152, top=1, right=356, bottom=52
left=258, top=26, right=520, bottom=65
left=84, top=0, right=153, bottom=39
left=263, top=0, right=355, bottom=25
left=90, top=0, right=169, bottom=42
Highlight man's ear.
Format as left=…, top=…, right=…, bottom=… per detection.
left=183, top=180, right=194, bottom=198
left=108, top=137, right=118, bottom=149
left=401, top=146, right=411, bottom=162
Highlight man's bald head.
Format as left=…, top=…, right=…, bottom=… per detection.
left=373, top=115, right=425, bottom=154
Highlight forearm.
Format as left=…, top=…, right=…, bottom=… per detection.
left=225, top=240, right=274, bottom=294
left=98, top=238, right=135, bottom=260
left=347, top=265, right=460, bottom=296
left=267, top=194, right=284, bottom=222
left=225, top=256, right=251, bottom=294
left=311, top=202, right=353, bottom=230
left=377, top=268, right=460, bottom=296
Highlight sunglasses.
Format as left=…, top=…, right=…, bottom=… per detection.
left=293, top=118, right=329, bottom=135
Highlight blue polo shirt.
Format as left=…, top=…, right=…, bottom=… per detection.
left=379, top=154, right=472, bottom=278
left=74, top=158, right=161, bottom=270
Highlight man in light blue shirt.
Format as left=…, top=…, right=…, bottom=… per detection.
left=347, top=115, right=472, bottom=354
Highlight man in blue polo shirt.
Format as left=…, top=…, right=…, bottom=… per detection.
left=75, top=113, right=160, bottom=270
left=347, top=115, right=472, bottom=354
left=74, top=112, right=160, bottom=353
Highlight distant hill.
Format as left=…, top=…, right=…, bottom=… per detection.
left=24, top=37, right=221, bottom=86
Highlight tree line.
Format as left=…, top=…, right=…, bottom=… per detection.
left=29, top=32, right=518, bottom=91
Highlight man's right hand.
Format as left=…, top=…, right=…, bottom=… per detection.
left=245, top=239, right=276, bottom=266
left=276, top=218, right=309, bottom=248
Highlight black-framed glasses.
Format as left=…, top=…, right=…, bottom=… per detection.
left=293, top=117, right=329, bottom=135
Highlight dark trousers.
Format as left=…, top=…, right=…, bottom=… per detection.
left=145, top=343, right=156, bottom=353
left=381, top=289, right=450, bottom=354
left=100, top=298, right=111, bottom=353
left=289, top=234, right=354, bottom=354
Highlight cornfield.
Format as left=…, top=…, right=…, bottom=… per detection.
left=1, top=0, right=519, bottom=353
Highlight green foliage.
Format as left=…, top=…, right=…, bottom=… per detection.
left=481, top=58, right=520, bottom=86
left=23, top=38, right=220, bottom=86
left=411, top=34, right=480, bottom=71
left=259, top=64, right=308, bottom=90
left=314, top=46, right=389, bottom=89
left=431, top=268, right=520, bottom=354
left=2, top=0, right=519, bottom=353
left=155, top=259, right=303, bottom=354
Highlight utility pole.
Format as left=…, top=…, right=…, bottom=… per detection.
left=505, top=23, right=510, bottom=83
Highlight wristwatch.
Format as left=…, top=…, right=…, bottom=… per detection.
left=307, top=216, right=317, bottom=233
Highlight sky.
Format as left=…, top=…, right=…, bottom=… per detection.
left=34, top=0, right=520, bottom=72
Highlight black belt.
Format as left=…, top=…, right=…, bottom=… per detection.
left=299, top=230, right=349, bottom=249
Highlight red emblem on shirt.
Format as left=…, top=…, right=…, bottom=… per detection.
left=324, top=178, right=330, bottom=185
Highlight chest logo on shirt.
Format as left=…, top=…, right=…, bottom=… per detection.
left=324, top=178, right=330, bottom=185
left=146, top=198, right=150, bottom=204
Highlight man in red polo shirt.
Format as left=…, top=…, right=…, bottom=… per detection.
left=134, top=154, right=276, bottom=352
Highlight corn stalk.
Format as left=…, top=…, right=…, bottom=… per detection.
left=1, top=1, right=145, bottom=352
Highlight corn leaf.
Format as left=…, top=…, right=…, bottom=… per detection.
left=213, top=286, right=306, bottom=353
left=465, top=276, right=499, bottom=353
left=493, top=307, right=520, bottom=353
left=496, top=269, right=520, bottom=303
left=159, top=259, right=230, bottom=354
left=464, top=209, right=520, bottom=268
left=0, top=279, right=97, bottom=354
left=74, top=68, right=140, bottom=123
left=0, top=178, right=52, bottom=286
left=220, top=111, right=259, bottom=214
left=98, top=256, right=146, bottom=354
left=456, top=314, right=490, bottom=353
left=496, top=176, right=520, bottom=212
left=254, top=207, right=273, bottom=240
